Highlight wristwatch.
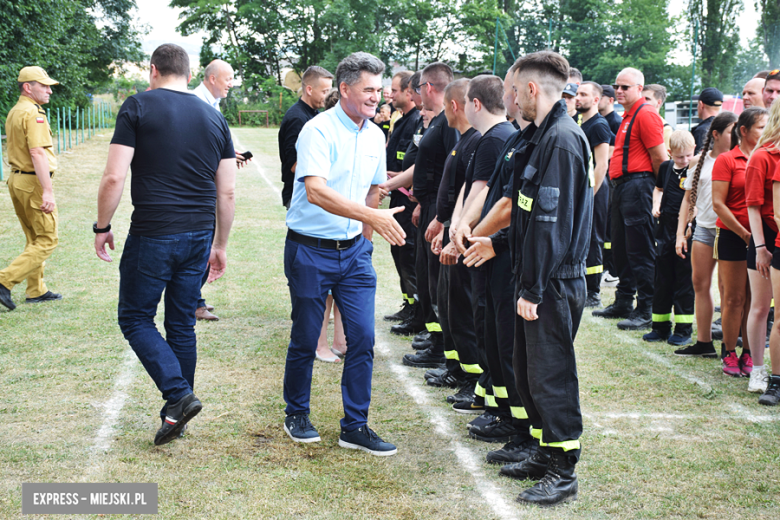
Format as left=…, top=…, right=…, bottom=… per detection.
left=93, top=222, right=111, bottom=234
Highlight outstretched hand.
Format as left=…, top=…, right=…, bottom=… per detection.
left=370, top=206, right=407, bottom=246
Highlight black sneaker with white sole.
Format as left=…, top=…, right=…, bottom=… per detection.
left=452, top=400, right=486, bottom=414
left=154, top=393, right=202, bottom=446
left=758, top=376, right=780, bottom=406
left=426, top=370, right=461, bottom=388
left=284, top=414, right=321, bottom=443
left=339, top=425, right=397, bottom=456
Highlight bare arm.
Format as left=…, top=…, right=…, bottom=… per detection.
left=712, top=180, right=750, bottom=243
left=207, top=158, right=237, bottom=282
left=652, top=187, right=663, bottom=218
left=94, top=144, right=135, bottom=262
left=460, top=180, right=488, bottom=225
left=472, top=196, right=511, bottom=237
left=305, top=176, right=405, bottom=245
left=649, top=144, right=667, bottom=176
left=30, top=147, right=55, bottom=213
left=592, top=143, right=609, bottom=195
left=381, top=165, right=414, bottom=191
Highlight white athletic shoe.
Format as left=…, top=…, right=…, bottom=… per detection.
left=602, top=271, right=619, bottom=287
left=748, top=366, right=769, bottom=393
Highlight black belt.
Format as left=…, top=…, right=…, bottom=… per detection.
left=287, top=229, right=361, bottom=250
left=610, top=171, right=651, bottom=188
left=13, top=170, right=54, bottom=177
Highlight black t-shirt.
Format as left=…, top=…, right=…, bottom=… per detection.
left=481, top=129, right=527, bottom=220
left=580, top=113, right=612, bottom=184
left=692, top=115, right=714, bottom=155
left=402, top=120, right=425, bottom=172
left=374, top=118, right=391, bottom=140
left=656, top=160, right=688, bottom=217
left=413, top=110, right=460, bottom=204
left=279, top=99, right=319, bottom=179
left=386, top=108, right=421, bottom=172
left=111, top=89, right=235, bottom=237
left=463, top=121, right=515, bottom=201
left=436, top=127, right=481, bottom=223
left=604, top=110, right=622, bottom=135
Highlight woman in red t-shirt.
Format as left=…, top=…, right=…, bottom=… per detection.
left=745, top=104, right=778, bottom=393
left=712, top=107, right=767, bottom=378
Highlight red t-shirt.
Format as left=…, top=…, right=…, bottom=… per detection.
left=609, top=102, right=665, bottom=180
left=745, top=145, right=780, bottom=232
left=712, top=146, right=750, bottom=231
left=770, top=158, right=780, bottom=247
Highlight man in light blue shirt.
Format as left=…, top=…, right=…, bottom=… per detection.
left=192, top=60, right=232, bottom=112
left=282, top=52, right=406, bottom=456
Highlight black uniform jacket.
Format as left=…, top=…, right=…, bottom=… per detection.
left=509, top=99, right=594, bottom=305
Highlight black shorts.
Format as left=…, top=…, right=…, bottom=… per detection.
left=747, top=221, right=777, bottom=270
left=772, top=244, right=780, bottom=270
left=715, top=227, right=748, bottom=262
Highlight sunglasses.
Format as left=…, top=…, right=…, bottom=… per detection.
left=612, top=83, right=640, bottom=91
left=414, top=81, right=435, bottom=94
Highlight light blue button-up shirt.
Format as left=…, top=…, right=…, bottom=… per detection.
left=192, top=82, right=221, bottom=112
left=286, top=101, right=386, bottom=240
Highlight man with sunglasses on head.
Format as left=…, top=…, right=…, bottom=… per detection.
left=593, top=68, right=667, bottom=331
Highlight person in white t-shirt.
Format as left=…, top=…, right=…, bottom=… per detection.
left=674, top=111, right=739, bottom=357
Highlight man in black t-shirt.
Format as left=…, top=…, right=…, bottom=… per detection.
left=401, top=62, right=459, bottom=366
left=95, top=44, right=237, bottom=447
left=576, top=82, right=612, bottom=307
left=691, top=87, right=722, bottom=154
left=383, top=71, right=422, bottom=325
left=598, top=84, right=622, bottom=136
left=278, top=66, right=334, bottom=208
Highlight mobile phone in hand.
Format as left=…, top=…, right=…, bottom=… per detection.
left=238, top=151, right=253, bottom=161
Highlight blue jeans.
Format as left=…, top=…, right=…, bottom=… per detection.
left=283, top=236, right=377, bottom=431
left=118, top=231, right=213, bottom=416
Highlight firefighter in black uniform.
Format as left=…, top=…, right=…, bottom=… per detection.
left=400, top=63, right=459, bottom=367
left=575, top=82, right=613, bottom=307
left=458, top=71, right=537, bottom=459
left=499, top=51, right=592, bottom=507
left=428, top=79, right=483, bottom=394
left=383, top=71, right=422, bottom=324
left=643, top=131, right=696, bottom=344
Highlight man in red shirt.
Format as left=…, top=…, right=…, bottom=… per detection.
left=593, top=68, right=667, bottom=330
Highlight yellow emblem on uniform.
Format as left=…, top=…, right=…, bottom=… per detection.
left=518, top=192, right=533, bottom=212
left=397, top=151, right=405, bottom=160
left=680, top=177, right=686, bottom=189
left=451, top=150, right=457, bottom=156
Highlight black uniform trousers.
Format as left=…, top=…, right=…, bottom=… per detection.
left=440, top=230, right=484, bottom=382
left=612, top=174, right=656, bottom=309
left=586, top=180, right=609, bottom=294
left=514, top=276, right=584, bottom=455
left=389, top=191, right=417, bottom=302
left=603, top=188, right=614, bottom=274
left=416, top=202, right=442, bottom=336
left=651, top=216, right=694, bottom=335
left=485, top=250, right=530, bottom=424
left=437, top=231, right=467, bottom=380
left=470, top=269, right=494, bottom=406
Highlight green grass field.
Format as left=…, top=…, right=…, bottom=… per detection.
left=1, top=127, right=779, bottom=519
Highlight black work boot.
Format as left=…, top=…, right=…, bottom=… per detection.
left=516, top=448, right=578, bottom=507
left=591, top=297, right=633, bottom=319
left=402, top=346, right=445, bottom=368
left=446, top=381, right=476, bottom=403
left=412, top=332, right=433, bottom=350
left=487, top=434, right=539, bottom=464
left=584, top=291, right=602, bottom=308
left=617, top=307, right=652, bottom=331
left=500, top=446, right=550, bottom=480
left=384, top=300, right=414, bottom=322
left=390, top=314, right=426, bottom=336
left=469, top=415, right=525, bottom=443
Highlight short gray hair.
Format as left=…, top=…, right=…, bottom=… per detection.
left=335, top=52, right=385, bottom=88
left=617, top=67, right=645, bottom=87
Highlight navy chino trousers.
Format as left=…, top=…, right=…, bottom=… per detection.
left=283, top=236, right=377, bottom=431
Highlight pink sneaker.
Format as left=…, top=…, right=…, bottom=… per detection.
left=722, top=351, right=742, bottom=377
left=739, top=351, right=753, bottom=376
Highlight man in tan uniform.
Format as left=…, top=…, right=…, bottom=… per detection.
left=0, top=67, right=62, bottom=311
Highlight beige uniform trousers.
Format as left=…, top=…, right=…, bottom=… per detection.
left=0, top=172, right=58, bottom=298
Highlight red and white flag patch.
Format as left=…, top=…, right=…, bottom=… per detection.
left=36, top=117, right=44, bottom=123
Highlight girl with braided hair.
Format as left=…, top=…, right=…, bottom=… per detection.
left=674, top=111, right=737, bottom=357
left=712, top=107, right=768, bottom=377
left=744, top=100, right=780, bottom=393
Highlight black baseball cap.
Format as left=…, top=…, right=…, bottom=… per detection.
left=698, top=87, right=723, bottom=107
left=562, top=83, right=578, bottom=97
left=601, top=84, right=615, bottom=99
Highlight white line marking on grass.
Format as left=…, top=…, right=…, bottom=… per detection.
left=232, top=133, right=281, bottom=195
left=83, top=348, right=137, bottom=480
left=374, top=339, right=524, bottom=520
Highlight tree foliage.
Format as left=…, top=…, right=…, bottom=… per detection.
left=757, top=0, right=780, bottom=66
left=0, top=0, right=145, bottom=122
left=688, top=0, right=742, bottom=92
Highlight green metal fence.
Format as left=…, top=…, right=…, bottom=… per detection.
left=1, top=99, right=112, bottom=181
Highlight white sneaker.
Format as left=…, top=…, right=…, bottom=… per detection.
left=602, top=271, right=619, bottom=287
left=748, top=366, right=769, bottom=393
